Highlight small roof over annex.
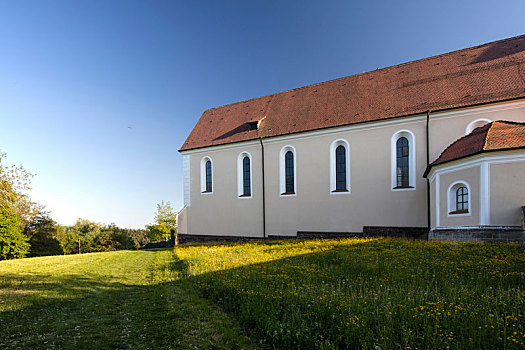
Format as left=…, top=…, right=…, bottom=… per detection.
left=180, top=35, right=525, bottom=152
left=424, top=120, right=525, bottom=176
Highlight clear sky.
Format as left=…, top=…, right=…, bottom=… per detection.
left=0, top=0, right=524, bottom=228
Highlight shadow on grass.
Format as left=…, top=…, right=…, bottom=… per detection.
left=175, top=238, right=525, bottom=349
left=0, top=254, right=257, bottom=349
left=1, top=239, right=523, bottom=349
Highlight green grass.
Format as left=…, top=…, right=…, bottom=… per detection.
left=2, top=238, right=524, bottom=349
left=0, top=249, right=256, bottom=349
left=175, top=238, right=525, bottom=349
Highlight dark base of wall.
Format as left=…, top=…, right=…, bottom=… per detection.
left=430, top=226, right=525, bottom=243
left=177, top=234, right=264, bottom=244
left=363, top=226, right=429, bottom=240
left=296, top=231, right=363, bottom=239
left=177, top=226, right=430, bottom=244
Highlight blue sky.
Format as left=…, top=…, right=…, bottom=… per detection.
left=1, top=0, right=524, bottom=228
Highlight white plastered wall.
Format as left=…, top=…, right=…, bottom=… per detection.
left=180, top=99, right=525, bottom=237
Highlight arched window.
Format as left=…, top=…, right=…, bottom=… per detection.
left=396, top=137, right=409, bottom=188
left=279, top=145, right=296, bottom=196
left=391, top=130, right=415, bottom=190
left=285, top=151, right=294, bottom=193
left=237, top=152, right=252, bottom=198
left=242, top=156, right=251, bottom=196
left=335, top=146, right=346, bottom=190
left=205, top=160, right=212, bottom=192
left=200, top=156, right=213, bottom=194
left=456, top=186, right=468, bottom=212
left=329, top=139, right=350, bottom=193
left=447, top=181, right=471, bottom=216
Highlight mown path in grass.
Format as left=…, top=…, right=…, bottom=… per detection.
left=0, top=250, right=257, bottom=349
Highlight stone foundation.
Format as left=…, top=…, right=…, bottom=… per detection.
left=177, top=226, right=430, bottom=244
left=177, top=234, right=264, bottom=244
left=363, top=226, right=429, bottom=239
left=296, top=231, right=363, bottom=239
left=430, top=226, right=525, bottom=243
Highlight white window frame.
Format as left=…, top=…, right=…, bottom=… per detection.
left=447, top=181, right=471, bottom=217
left=279, top=145, right=297, bottom=196
left=200, top=156, right=213, bottom=194
left=391, top=129, right=416, bottom=191
left=329, top=139, right=350, bottom=194
left=465, top=118, right=491, bottom=135
left=237, top=151, right=252, bottom=198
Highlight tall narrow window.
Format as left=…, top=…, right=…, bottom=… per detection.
left=456, top=186, right=468, bottom=212
left=396, top=137, right=409, bottom=188
left=335, top=145, right=346, bottom=190
left=285, top=151, right=294, bottom=193
left=242, top=156, right=251, bottom=196
left=205, top=160, right=212, bottom=192
left=391, top=130, right=415, bottom=190
left=237, top=152, right=252, bottom=198
left=279, top=145, right=296, bottom=196
left=200, top=156, right=213, bottom=194
left=330, top=139, right=350, bottom=194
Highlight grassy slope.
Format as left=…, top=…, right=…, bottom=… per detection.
left=176, top=238, right=525, bottom=349
left=0, top=249, right=257, bottom=349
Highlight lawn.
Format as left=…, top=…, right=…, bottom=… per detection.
left=0, top=249, right=256, bottom=349
left=1, top=238, right=524, bottom=349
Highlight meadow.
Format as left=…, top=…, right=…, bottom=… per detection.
left=0, top=250, right=255, bottom=349
left=0, top=238, right=523, bottom=349
left=176, top=238, right=525, bottom=349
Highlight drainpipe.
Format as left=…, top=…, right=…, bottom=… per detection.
left=259, top=137, right=266, bottom=238
left=426, top=111, right=431, bottom=233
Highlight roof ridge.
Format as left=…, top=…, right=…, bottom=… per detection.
left=482, top=121, right=497, bottom=151
left=493, top=119, right=525, bottom=126
left=204, top=34, right=525, bottom=113
left=431, top=122, right=493, bottom=165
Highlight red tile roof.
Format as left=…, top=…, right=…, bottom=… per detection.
left=425, top=121, right=525, bottom=173
left=180, top=35, right=525, bottom=152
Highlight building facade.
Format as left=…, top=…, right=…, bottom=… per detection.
left=178, top=35, right=525, bottom=242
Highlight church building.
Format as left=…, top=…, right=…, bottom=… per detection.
left=178, top=35, right=525, bottom=242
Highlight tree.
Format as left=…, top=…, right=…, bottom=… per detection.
left=0, top=206, right=29, bottom=259
left=0, top=151, right=37, bottom=260
left=0, top=151, right=41, bottom=229
left=146, top=201, right=177, bottom=242
left=24, top=212, right=63, bottom=257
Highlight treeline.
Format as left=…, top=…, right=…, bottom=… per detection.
left=1, top=151, right=176, bottom=260
left=24, top=215, right=151, bottom=257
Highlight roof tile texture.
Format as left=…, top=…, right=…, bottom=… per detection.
left=181, top=35, right=525, bottom=151
left=430, top=121, right=525, bottom=166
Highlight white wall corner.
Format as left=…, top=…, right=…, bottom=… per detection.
left=183, top=155, right=191, bottom=206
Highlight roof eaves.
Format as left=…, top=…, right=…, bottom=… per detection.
left=423, top=145, right=525, bottom=178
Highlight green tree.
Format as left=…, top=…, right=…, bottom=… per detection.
left=0, top=151, right=36, bottom=260
left=146, top=201, right=177, bottom=242
left=0, top=206, right=29, bottom=259
left=25, top=212, right=63, bottom=257
left=66, top=218, right=103, bottom=253
left=0, top=151, right=40, bottom=229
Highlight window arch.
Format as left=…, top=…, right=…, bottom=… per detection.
left=237, top=151, right=252, bottom=198
left=200, top=156, right=213, bottom=193
left=279, top=145, right=296, bottom=196
left=447, top=181, right=471, bottom=216
left=465, top=118, right=491, bottom=135
left=329, top=139, right=350, bottom=194
left=391, top=130, right=416, bottom=190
